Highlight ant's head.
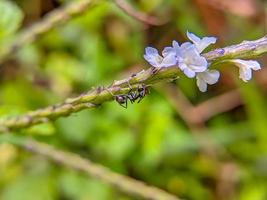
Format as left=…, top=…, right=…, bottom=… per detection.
left=115, top=95, right=127, bottom=104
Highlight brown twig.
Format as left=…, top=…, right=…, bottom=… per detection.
left=204, top=0, right=259, bottom=17
left=160, top=84, right=223, bottom=158
left=17, top=138, right=180, bottom=200
left=0, top=0, right=95, bottom=62
left=113, top=0, right=166, bottom=26
left=191, top=89, right=242, bottom=123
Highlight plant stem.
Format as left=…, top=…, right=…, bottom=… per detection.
left=0, top=135, right=180, bottom=200
left=1, top=35, right=267, bottom=131
left=0, top=0, right=95, bottom=62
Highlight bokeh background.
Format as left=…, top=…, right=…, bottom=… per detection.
left=0, top=0, right=267, bottom=199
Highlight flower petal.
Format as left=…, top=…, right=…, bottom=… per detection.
left=178, top=61, right=187, bottom=70
left=230, top=59, right=261, bottom=82
left=186, top=31, right=201, bottom=44
left=162, top=40, right=180, bottom=57
left=187, top=31, right=217, bottom=53
left=196, top=70, right=220, bottom=92
left=180, top=42, right=193, bottom=50
left=161, top=52, right=177, bottom=67
left=145, top=47, right=159, bottom=56
left=201, top=70, right=220, bottom=84
left=234, top=59, right=261, bottom=71
left=239, top=66, right=252, bottom=82
left=174, top=42, right=209, bottom=77
left=162, top=47, right=175, bottom=57
left=172, top=40, right=179, bottom=49
left=182, top=45, right=208, bottom=72
left=196, top=76, right=208, bottom=92
left=197, top=37, right=217, bottom=52
left=144, top=47, right=162, bottom=67
left=183, top=67, right=196, bottom=78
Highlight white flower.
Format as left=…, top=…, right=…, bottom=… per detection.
left=196, top=70, right=220, bottom=92
left=162, top=40, right=180, bottom=57
left=230, top=59, right=261, bottom=82
left=163, top=41, right=208, bottom=78
left=144, top=32, right=220, bottom=90
left=186, top=31, right=217, bottom=53
left=144, top=47, right=177, bottom=68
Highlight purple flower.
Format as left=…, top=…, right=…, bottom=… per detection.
left=144, top=47, right=177, bottom=68
left=186, top=31, right=217, bottom=53
left=163, top=40, right=208, bottom=78
left=230, top=59, right=261, bottom=82
left=196, top=69, right=220, bottom=92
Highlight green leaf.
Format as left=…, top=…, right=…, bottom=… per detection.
left=56, top=110, right=93, bottom=144
left=1, top=168, right=56, bottom=200
left=0, top=1, right=23, bottom=39
left=59, top=169, right=114, bottom=200
left=240, top=182, right=267, bottom=200
left=239, top=82, right=267, bottom=149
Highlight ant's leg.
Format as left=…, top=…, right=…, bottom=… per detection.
left=136, top=84, right=148, bottom=103
left=121, top=102, right=127, bottom=108
left=124, top=98, right=128, bottom=108
left=127, top=79, right=133, bottom=90
left=134, top=85, right=142, bottom=103
left=128, top=95, right=133, bottom=104
left=115, top=95, right=127, bottom=108
left=127, top=80, right=138, bottom=104
left=119, top=99, right=128, bottom=108
left=127, top=79, right=135, bottom=96
left=130, top=95, right=137, bottom=104
left=104, top=87, right=115, bottom=97
left=128, top=92, right=136, bottom=104
left=137, top=97, right=143, bottom=103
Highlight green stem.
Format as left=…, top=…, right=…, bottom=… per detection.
left=1, top=35, right=267, bottom=132
left=0, top=0, right=96, bottom=62
left=0, top=135, right=181, bottom=200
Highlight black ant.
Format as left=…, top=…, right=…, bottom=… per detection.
left=113, top=84, right=150, bottom=108
left=114, top=95, right=129, bottom=108
left=134, top=84, right=150, bottom=103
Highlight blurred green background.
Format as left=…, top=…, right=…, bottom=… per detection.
left=0, top=0, right=267, bottom=199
